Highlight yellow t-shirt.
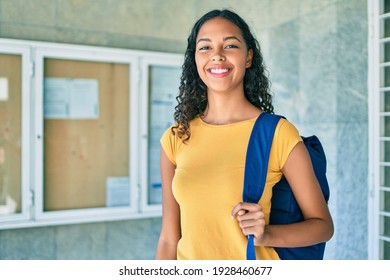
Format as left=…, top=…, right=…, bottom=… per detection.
left=160, top=115, right=302, bottom=260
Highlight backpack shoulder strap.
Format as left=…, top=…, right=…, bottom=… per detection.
left=243, top=112, right=283, bottom=203
left=243, top=112, right=283, bottom=260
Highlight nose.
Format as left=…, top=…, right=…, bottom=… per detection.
left=211, top=51, right=225, bottom=62
left=212, top=56, right=225, bottom=62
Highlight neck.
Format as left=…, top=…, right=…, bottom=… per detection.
left=201, top=91, right=261, bottom=125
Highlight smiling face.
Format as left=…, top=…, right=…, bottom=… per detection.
left=195, top=17, right=253, bottom=96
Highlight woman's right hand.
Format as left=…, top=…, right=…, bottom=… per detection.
left=231, top=202, right=266, bottom=244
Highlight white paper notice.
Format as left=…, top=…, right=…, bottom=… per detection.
left=0, top=77, right=9, bottom=101
left=106, top=177, right=130, bottom=207
left=44, top=78, right=99, bottom=119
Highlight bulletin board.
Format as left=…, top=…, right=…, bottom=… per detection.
left=0, top=54, right=22, bottom=214
left=43, top=58, right=130, bottom=211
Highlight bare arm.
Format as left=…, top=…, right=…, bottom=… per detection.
left=155, top=147, right=181, bottom=259
left=232, top=141, right=334, bottom=248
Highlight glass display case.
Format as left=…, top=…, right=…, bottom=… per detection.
left=0, top=38, right=182, bottom=228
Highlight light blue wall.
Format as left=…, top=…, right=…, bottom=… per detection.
left=0, top=0, right=369, bottom=259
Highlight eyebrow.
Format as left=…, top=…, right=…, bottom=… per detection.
left=196, top=36, right=242, bottom=45
left=224, top=36, right=241, bottom=42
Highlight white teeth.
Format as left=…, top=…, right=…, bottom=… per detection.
left=210, top=68, right=228, bottom=74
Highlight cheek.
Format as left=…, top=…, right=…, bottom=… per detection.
left=195, top=56, right=206, bottom=75
left=194, top=57, right=199, bottom=69
left=195, top=55, right=201, bottom=66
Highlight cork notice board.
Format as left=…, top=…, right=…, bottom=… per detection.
left=0, top=54, right=22, bottom=214
left=43, top=59, right=130, bottom=211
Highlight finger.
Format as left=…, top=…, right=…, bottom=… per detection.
left=239, top=218, right=265, bottom=229
left=241, top=225, right=265, bottom=238
left=236, top=210, right=265, bottom=222
left=231, top=202, right=262, bottom=219
left=239, top=219, right=266, bottom=238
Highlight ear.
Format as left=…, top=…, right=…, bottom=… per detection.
left=246, top=49, right=253, bottom=68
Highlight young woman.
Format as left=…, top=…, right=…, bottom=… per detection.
left=155, top=9, right=333, bottom=260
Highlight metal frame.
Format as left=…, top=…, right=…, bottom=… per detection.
left=139, top=54, right=183, bottom=214
left=0, top=38, right=183, bottom=229
left=0, top=41, right=31, bottom=225
left=33, top=42, right=140, bottom=223
left=368, top=0, right=390, bottom=259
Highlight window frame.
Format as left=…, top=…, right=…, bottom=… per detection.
left=368, top=0, right=390, bottom=260
left=33, top=43, right=140, bottom=223
left=139, top=55, right=183, bottom=214
left=0, top=41, right=32, bottom=225
left=0, top=38, right=183, bottom=229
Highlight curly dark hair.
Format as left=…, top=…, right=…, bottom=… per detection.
left=172, top=9, right=274, bottom=142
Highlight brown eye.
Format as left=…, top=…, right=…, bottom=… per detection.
left=225, top=45, right=238, bottom=49
left=198, top=46, right=210, bottom=51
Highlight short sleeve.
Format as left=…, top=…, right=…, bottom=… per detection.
left=273, top=119, right=302, bottom=170
left=160, top=126, right=178, bottom=165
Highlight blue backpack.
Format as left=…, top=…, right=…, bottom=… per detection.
left=243, top=112, right=330, bottom=260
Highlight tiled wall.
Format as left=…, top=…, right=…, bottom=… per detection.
left=264, top=1, right=368, bottom=259
left=0, top=218, right=161, bottom=259
left=0, top=0, right=368, bottom=259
